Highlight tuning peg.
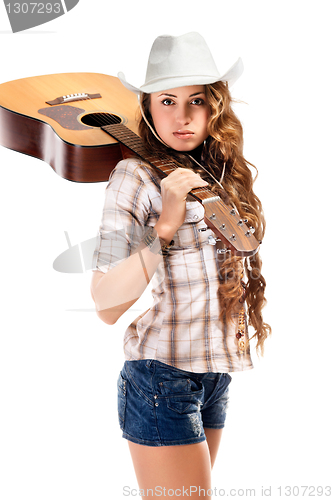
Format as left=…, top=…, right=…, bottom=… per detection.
left=237, top=219, right=243, bottom=226
left=230, top=209, right=236, bottom=215
left=230, top=234, right=236, bottom=241
left=209, top=213, right=216, bottom=220
left=219, top=224, right=226, bottom=230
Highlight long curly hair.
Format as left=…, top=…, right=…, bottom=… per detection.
left=137, top=81, right=271, bottom=355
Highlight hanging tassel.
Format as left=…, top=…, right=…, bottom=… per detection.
left=236, top=276, right=247, bottom=354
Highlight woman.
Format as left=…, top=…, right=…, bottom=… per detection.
left=91, top=32, right=270, bottom=497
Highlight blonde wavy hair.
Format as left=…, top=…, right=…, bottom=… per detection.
left=138, top=81, right=271, bottom=355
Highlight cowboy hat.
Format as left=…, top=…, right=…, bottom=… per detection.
left=118, top=32, right=243, bottom=94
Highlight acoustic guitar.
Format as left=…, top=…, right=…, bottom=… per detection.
left=0, top=72, right=259, bottom=256
left=0, top=72, right=138, bottom=183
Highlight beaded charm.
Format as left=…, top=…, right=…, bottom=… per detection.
left=237, top=308, right=246, bottom=353
left=237, top=279, right=247, bottom=354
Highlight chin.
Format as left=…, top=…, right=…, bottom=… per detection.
left=173, top=142, right=201, bottom=152
left=173, top=146, right=193, bottom=152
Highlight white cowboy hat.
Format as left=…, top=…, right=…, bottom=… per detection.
left=118, top=32, right=244, bottom=94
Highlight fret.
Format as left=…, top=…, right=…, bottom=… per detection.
left=155, top=163, right=177, bottom=171
left=159, top=162, right=177, bottom=170
left=148, top=158, right=164, bottom=165
left=158, top=168, right=175, bottom=175
left=192, top=188, right=212, bottom=195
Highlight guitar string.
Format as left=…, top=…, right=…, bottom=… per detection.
left=71, top=93, right=256, bottom=259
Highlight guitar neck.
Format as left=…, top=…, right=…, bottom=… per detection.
left=102, top=123, right=260, bottom=257
left=102, top=123, right=213, bottom=204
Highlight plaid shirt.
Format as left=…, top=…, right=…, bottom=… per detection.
left=92, top=159, right=253, bottom=373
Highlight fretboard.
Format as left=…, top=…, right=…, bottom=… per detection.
left=102, top=123, right=216, bottom=204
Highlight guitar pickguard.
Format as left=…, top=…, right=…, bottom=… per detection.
left=38, top=105, right=91, bottom=130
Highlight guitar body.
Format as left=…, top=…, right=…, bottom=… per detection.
left=0, top=73, right=139, bottom=182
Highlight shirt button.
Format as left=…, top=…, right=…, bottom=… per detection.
left=155, top=403, right=159, bottom=407
left=193, top=215, right=199, bottom=220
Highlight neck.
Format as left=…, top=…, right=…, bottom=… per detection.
left=185, top=143, right=204, bottom=163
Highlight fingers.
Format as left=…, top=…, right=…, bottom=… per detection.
left=168, top=167, right=206, bottom=182
left=158, top=169, right=207, bottom=233
left=161, top=168, right=208, bottom=194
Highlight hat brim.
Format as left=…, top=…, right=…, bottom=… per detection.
left=118, top=57, right=244, bottom=95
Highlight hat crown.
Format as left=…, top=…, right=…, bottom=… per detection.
left=145, top=32, right=220, bottom=85
left=118, top=32, right=244, bottom=94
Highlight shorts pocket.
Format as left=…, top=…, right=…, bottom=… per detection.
left=159, top=377, right=203, bottom=414
left=202, top=373, right=231, bottom=411
left=117, top=373, right=127, bottom=430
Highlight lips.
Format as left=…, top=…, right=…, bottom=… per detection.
left=173, top=130, right=194, bottom=140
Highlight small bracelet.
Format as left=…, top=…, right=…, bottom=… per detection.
left=143, top=227, right=174, bottom=256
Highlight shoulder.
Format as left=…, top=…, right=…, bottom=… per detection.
left=109, top=158, right=162, bottom=190
left=103, top=158, right=161, bottom=219
left=108, top=158, right=143, bottom=183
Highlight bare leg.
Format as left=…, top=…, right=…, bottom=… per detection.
left=128, top=440, right=212, bottom=499
left=204, top=428, right=223, bottom=469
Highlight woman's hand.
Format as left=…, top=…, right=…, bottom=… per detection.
left=155, top=168, right=208, bottom=242
left=91, top=168, right=208, bottom=324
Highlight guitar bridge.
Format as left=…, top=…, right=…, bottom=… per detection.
left=46, top=92, right=102, bottom=106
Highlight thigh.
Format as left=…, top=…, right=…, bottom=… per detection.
left=201, top=374, right=231, bottom=430
left=128, top=440, right=212, bottom=499
left=204, top=427, right=223, bottom=469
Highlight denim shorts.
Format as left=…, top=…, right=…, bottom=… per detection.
left=117, top=359, right=232, bottom=447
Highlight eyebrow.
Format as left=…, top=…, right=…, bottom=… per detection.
left=157, top=92, right=205, bottom=98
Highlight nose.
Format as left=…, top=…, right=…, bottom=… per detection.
left=176, top=103, right=191, bottom=126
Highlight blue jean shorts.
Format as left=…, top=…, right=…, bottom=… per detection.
left=117, top=359, right=232, bottom=447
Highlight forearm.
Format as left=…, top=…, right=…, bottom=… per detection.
left=91, top=222, right=175, bottom=322
left=93, top=244, right=162, bottom=313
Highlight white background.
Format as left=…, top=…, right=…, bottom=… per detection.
left=0, top=1, right=332, bottom=498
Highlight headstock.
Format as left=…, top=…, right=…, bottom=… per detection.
left=202, top=197, right=259, bottom=257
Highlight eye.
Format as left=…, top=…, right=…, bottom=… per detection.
left=191, top=98, right=205, bottom=105
left=161, top=98, right=174, bottom=106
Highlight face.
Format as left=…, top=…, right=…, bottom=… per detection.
left=149, top=85, right=210, bottom=152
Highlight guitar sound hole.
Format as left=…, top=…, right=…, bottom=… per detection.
left=80, top=113, right=122, bottom=127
